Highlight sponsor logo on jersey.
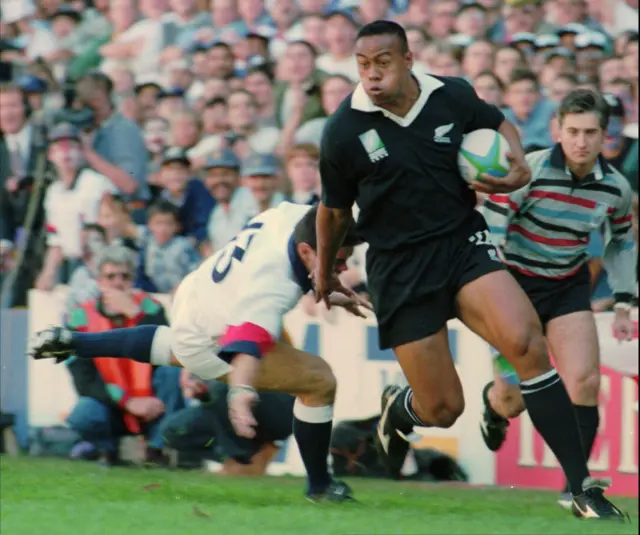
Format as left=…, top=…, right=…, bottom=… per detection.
left=434, top=123, right=454, bottom=143
left=359, top=129, right=389, bottom=162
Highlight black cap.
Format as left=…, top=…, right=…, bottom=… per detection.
left=50, top=5, right=82, bottom=22
left=603, top=93, right=625, bottom=117
left=161, top=147, right=191, bottom=166
left=48, top=122, right=81, bottom=143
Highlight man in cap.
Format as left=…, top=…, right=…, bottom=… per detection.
left=36, top=123, right=117, bottom=291
left=242, top=153, right=286, bottom=213
left=203, top=148, right=257, bottom=254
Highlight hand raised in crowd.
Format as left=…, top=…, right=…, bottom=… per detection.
left=5, top=176, right=20, bottom=193
left=125, top=396, right=166, bottom=422
left=102, top=288, right=139, bottom=318
left=34, top=270, right=56, bottom=292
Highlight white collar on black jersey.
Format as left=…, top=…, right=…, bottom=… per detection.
left=350, top=70, right=444, bottom=128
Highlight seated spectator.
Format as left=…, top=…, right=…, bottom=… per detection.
left=316, top=11, right=359, bottom=82
left=36, top=123, right=117, bottom=291
left=291, top=74, right=354, bottom=150
left=473, top=70, right=504, bottom=107
left=158, top=147, right=215, bottom=246
left=65, top=244, right=185, bottom=466
left=96, top=194, right=140, bottom=250
left=242, top=153, right=286, bottom=213
left=244, top=65, right=276, bottom=127
left=203, top=149, right=257, bottom=253
left=64, top=223, right=106, bottom=318
left=493, top=44, right=526, bottom=85
left=503, top=68, right=557, bottom=150
left=161, top=376, right=294, bottom=475
left=285, top=143, right=320, bottom=205
left=135, top=200, right=200, bottom=294
left=547, top=73, right=578, bottom=104
left=226, top=88, right=281, bottom=157
left=142, top=116, right=171, bottom=203
left=274, top=40, right=328, bottom=129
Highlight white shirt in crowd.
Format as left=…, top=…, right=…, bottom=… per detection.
left=45, top=169, right=117, bottom=258
left=316, top=54, right=359, bottom=83
left=4, top=123, right=33, bottom=176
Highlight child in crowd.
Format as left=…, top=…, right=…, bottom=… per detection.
left=64, top=224, right=107, bottom=318
left=96, top=194, right=141, bottom=251
left=285, top=143, right=321, bottom=205
left=159, top=147, right=215, bottom=252
left=135, top=201, right=200, bottom=294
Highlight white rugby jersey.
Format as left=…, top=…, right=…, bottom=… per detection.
left=188, top=202, right=313, bottom=359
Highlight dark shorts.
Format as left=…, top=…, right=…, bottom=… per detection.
left=367, top=212, right=505, bottom=349
left=509, top=264, right=591, bottom=329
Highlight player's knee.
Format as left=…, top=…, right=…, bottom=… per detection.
left=502, top=327, right=549, bottom=377
left=430, top=397, right=465, bottom=428
left=565, top=367, right=601, bottom=405
left=303, top=360, right=337, bottom=405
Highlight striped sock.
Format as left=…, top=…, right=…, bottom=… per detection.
left=390, top=387, right=428, bottom=430
left=520, top=369, right=589, bottom=495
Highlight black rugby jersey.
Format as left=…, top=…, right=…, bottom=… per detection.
left=320, top=72, right=505, bottom=250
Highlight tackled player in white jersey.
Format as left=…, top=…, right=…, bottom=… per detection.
left=30, top=203, right=369, bottom=502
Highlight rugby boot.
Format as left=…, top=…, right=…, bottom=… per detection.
left=480, top=382, right=510, bottom=452
left=572, top=477, right=629, bottom=521
left=29, top=327, right=74, bottom=363
left=306, top=480, right=356, bottom=503
left=375, top=385, right=419, bottom=479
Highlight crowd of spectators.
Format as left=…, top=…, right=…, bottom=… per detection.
left=0, top=0, right=638, bottom=467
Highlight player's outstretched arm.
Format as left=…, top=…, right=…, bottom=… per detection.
left=604, top=188, right=637, bottom=341
left=227, top=353, right=260, bottom=439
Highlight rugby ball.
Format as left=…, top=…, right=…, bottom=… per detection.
left=458, top=129, right=510, bottom=184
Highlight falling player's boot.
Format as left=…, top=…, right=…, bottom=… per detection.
left=29, top=327, right=74, bottom=363
left=306, top=480, right=356, bottom=503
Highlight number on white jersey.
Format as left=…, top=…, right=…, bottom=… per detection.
left=211, top=222, right=264, bottom=283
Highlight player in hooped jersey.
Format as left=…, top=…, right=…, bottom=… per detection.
left=30, top=203, right=369, bottom=502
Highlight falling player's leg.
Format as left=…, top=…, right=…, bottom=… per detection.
left=456, top=270, right=626, bottom=521
left=239, top=341, right=353, bottom=502
left=30, top=325, right=292, bottom=368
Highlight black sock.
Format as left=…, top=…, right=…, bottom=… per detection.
left=520, top=369, right=589, bottom=495
left=574, top=404, right=600, bottom=460
left=71, top=325, right=158, bottom=363
left=292, top=400, right=333, bottom=494
left=389, top=386, right=427, bottom=431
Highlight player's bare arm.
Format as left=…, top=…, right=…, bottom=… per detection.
left=315, top=203, right=355, bottom=308
left=471, top=119, right=532, bottom=195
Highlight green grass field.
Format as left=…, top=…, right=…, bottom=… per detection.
left=1, top=457, right=637, bottom=535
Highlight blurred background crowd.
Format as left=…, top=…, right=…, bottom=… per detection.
left=0, top=0, right=637, bottom=470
